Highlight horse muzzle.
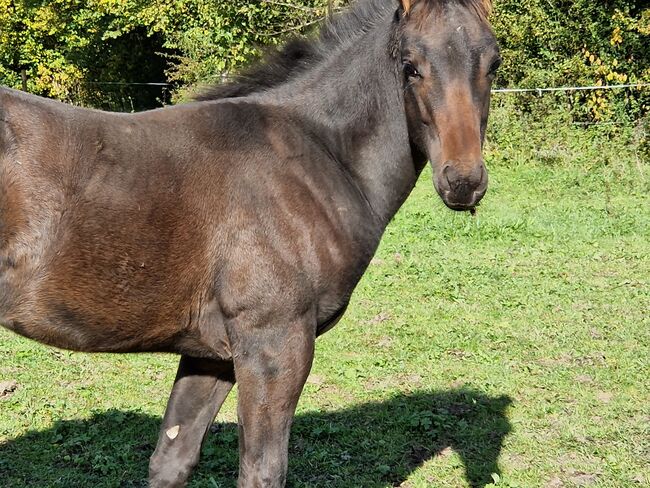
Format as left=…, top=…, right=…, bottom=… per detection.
left=434, top=160, right=488, bottom=211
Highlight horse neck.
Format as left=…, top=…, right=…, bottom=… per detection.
left=262, top=14, right=419, bottom=228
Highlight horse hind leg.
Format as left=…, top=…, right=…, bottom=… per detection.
left=149, top=356, right=235, bottom=488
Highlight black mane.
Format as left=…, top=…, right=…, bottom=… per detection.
left=194, top=0, right=395, bottom=102
left=194, top=0, right=491, bottom=102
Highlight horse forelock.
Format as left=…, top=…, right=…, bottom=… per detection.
left=464, top=0, right=492, bottom=21
left=403, top=0, right=492, bottom=21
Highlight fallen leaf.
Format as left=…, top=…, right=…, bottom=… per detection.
left=0, top=380, right=18, bottom=399
left=369, top=312, right=391, bottom=324
left=377, top=336, right=393, bottom=348
left=438, top=447, right=454, bottom=458
left=570, top=472, right=598, bottom=486
left=307, top=374, right=324, bottom=385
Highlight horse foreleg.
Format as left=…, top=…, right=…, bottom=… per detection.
left=149, top=355, right=235, bottom=488
left=232, top=318, right=315, bottom=488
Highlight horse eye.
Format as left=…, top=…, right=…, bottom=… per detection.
left=488, top=58, right=502, bottom=77
left=403, top=62, right=421, bottom=80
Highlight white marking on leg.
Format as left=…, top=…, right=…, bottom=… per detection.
left=166, top=425, right=180, bottom=440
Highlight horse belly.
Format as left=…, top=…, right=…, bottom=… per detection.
left=1, top=253, right=202, bottom=353
left=19, top=221, right=206, bottom=353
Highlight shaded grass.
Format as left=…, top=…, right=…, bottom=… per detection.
left=1, top=110, right=648, bottom=487
left=0, top=390, right=512, bottom=488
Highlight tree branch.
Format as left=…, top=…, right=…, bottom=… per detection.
left=257, top=17, right=325, bottom=37
left=262, top=0, right=325, bottom=13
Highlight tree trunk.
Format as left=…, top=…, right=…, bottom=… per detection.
left=21, top=69, right=28, bottom=92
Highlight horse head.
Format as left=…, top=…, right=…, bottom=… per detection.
left=399, top=0, right=499, bottom=211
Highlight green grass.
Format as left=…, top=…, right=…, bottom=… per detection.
left=1, top=111, right=649, bottom=487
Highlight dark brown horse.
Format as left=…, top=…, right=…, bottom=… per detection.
left=0, top=0, right=500, bottom=486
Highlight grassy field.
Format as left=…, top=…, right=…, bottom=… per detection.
left=0, top=109, right=648, bottom=487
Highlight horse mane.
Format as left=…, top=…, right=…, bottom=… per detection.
left=194, top=0, right=491, bottom=102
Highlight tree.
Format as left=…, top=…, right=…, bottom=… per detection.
left=0, top=0, right=171, bottom=109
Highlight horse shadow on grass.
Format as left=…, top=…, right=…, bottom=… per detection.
left=0, top=388, right=511, bottom=487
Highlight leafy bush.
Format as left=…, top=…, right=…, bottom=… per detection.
left=0, top=0, right=174, bottom=110
left=491, top=0, right=649, bottom=121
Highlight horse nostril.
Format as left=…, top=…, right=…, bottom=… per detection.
left=441, top=163, right=459, bottom=190
left=469, top=162, right=486, bottom=187
left=470, top=163, right=489, bottom=204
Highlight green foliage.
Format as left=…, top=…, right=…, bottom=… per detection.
left=150, top=1, right=337, bottom=102
left=491, top=0, right=649, bottom=121
left=162, top=0, right=650, bottom=118
left=0, top=1, right=336, bottom=107
left=0, top=0, right=173, bottom=109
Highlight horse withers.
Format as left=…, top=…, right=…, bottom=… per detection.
left=0, top=0, right=500, bottom=486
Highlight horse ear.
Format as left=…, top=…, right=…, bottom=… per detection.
left=399, top=0, right=414, bottom=16
left=399, top=0, right=431, bottom=17
left=482, top=0, right=493, bottom=15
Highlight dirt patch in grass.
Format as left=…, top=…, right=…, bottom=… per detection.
left=0, top=380, right=18, bottom=399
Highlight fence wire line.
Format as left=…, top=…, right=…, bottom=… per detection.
left=492, top=82, right=650, bottom=94
left=85, top=81, right=650, bottom=93
left=85, top=81, right=170, bottom=86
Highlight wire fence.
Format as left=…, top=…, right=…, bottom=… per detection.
left=492, top=82, right=650, bottom=94
left=85, top=80, right=650, bottom=93
left=85, top=81, right=171, bottom=86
